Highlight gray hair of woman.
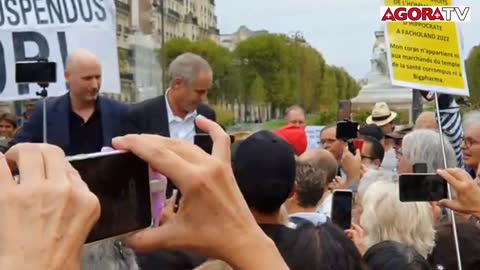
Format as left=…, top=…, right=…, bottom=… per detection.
left=361, top=181, right=435, bottom=258
left=402, top=129, right=457, bottom=172
left=81, top=240, right=139, bottom=270
left=357, top=169, right=398, bottom=200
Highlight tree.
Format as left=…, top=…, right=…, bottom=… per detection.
left=156, top=34, right=359, bottom=123
left=466, top=45, right=480, bottom=104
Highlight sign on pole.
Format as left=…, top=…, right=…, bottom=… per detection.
left=382, top=0, right=470, bottom=96
left=0, top=0, right=120, bottom=101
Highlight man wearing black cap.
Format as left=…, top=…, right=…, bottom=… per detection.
left=232, top=130, right=316, bottom=270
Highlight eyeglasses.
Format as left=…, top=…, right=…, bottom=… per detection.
left=462, top=137, right=480, bottom=148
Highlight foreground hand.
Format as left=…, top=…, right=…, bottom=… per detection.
left=438, top=169, right=480, bottom=218
left=112, top=116, right=288, bottom=270
left=345, top=223, right=367, bottom=255
left=0, top=144, right=100, bottom=270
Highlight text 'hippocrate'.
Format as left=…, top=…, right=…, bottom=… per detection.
left=380, top=6, right=471, bottom=22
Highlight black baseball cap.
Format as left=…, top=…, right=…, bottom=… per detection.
left=232, top=130, right=296, bottom=214
left=359, top=124, right=385, bottom=141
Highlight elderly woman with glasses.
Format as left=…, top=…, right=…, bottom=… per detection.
left=462, top=112, right=480, bottom=178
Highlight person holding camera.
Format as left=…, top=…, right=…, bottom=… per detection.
left=10, top=49, right=129, bottom=156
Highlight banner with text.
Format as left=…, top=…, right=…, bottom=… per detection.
left=0, top=0, right=120, bottom=101
left=383, top=0, right=470, bottom=96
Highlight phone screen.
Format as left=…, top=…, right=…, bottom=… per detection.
left=399, top=174, right=448, bottom=202
left=15, top=62, right=57, bottom=83
left=336, top=121, right=358, bottom=141
left=70, top=152, right=152, bottom=243
left=331, top=190, right=353, bottom=230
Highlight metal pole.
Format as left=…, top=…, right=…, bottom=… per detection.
left=42, top=96, right=47, bottom=143
left=434, top=91, right=462, bottom=270
left=411, top=90, right=423, bottom=124
left=160, top=0, right=167, bottom=94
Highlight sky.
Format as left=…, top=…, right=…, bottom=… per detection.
left=216, top=0, right=480, bottom=80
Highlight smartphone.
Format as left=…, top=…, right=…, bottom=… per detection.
left=68, top=151, right=152, bottom=244
left=336, top=121, right=358, bottom=141
left=331, top=190, right=353, bottom=230
left=194, top=134, right=235, bottom=154
left=337, top=100, right=352, bottom=121
left=413, top=163, right=428, bottom=174
left=15, top=62, right=57, bottom=84
left=399, top=173, right=448, bottom=202
left=352, top=139, right=365, bottom=151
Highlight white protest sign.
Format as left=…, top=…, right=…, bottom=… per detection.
left=305, top=126, right=324, bottom=150
left=0, top=0, right=120, bottom=101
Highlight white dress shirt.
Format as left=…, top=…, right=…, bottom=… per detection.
left=165, top=90, right=197, bottom=143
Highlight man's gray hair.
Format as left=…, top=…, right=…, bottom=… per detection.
left=463, top=111, right=480, bottom=130
left=81, top=240, right=139, bottom=270
left=168, top=52, right=212, bottom=87
left=402, top=129, right=457, bottom=172
left=285, top=105, right=305, bottom=118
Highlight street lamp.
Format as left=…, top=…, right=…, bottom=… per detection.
left=152, top=0, right=167, bottom=94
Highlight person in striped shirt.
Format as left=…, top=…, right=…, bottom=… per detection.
left=418, top=91, right=464, bottom=168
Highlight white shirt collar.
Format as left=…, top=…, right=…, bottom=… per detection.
left=165, top=89, right=197, bottom=123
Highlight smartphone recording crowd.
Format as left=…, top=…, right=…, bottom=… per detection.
left=2, top=48, right=480, bottom=270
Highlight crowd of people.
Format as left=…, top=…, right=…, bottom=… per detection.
left=1, top=48, right=480, bottom=270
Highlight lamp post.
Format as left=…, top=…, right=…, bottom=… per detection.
left=152, top=0, right=167, bottom=94
left=289, top=31, right=304, bottom=106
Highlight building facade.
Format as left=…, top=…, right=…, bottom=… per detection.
left=219, top=26, right=268, bottom=51
left=112, top=0, right=220, bottom=103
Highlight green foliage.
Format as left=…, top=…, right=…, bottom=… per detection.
left=353, top=110, right=371, bottom=123
left=309, top=108, right=337, bottom=126
left=466, top=45, right=480, bottom=105
left=262, top=119, right=286, bottom=130
left=213, top=106, right=235, bottom=127
left=158, top=34, right=360, bottom=122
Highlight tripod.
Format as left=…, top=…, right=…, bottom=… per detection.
left=36, top=83, right=49, bottom=143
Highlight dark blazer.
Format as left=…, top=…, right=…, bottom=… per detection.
left=119, top=95, right=216, bottom=136
left=10, top=93, right=129, bottom=152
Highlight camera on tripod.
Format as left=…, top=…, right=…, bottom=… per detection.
left=15, top=59, right=57, bottom=97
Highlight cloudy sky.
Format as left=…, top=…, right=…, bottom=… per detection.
left=216, top=0, right=479, bottom=79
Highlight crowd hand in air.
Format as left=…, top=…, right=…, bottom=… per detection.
left=438, top=168, right=480, bottom=218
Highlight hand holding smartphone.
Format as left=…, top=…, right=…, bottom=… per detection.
left=68, top=151, right=152, bottom=244
left=337, top=121, right=358, bottom=155
left=331, top=190, right=353, bottom=230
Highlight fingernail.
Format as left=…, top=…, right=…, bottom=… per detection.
left=196, top=115, right=206, bottom=120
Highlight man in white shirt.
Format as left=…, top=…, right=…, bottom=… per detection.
left=121, top=53, right=216, bottom=139
left=120, top=53, right=216, bottom=270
